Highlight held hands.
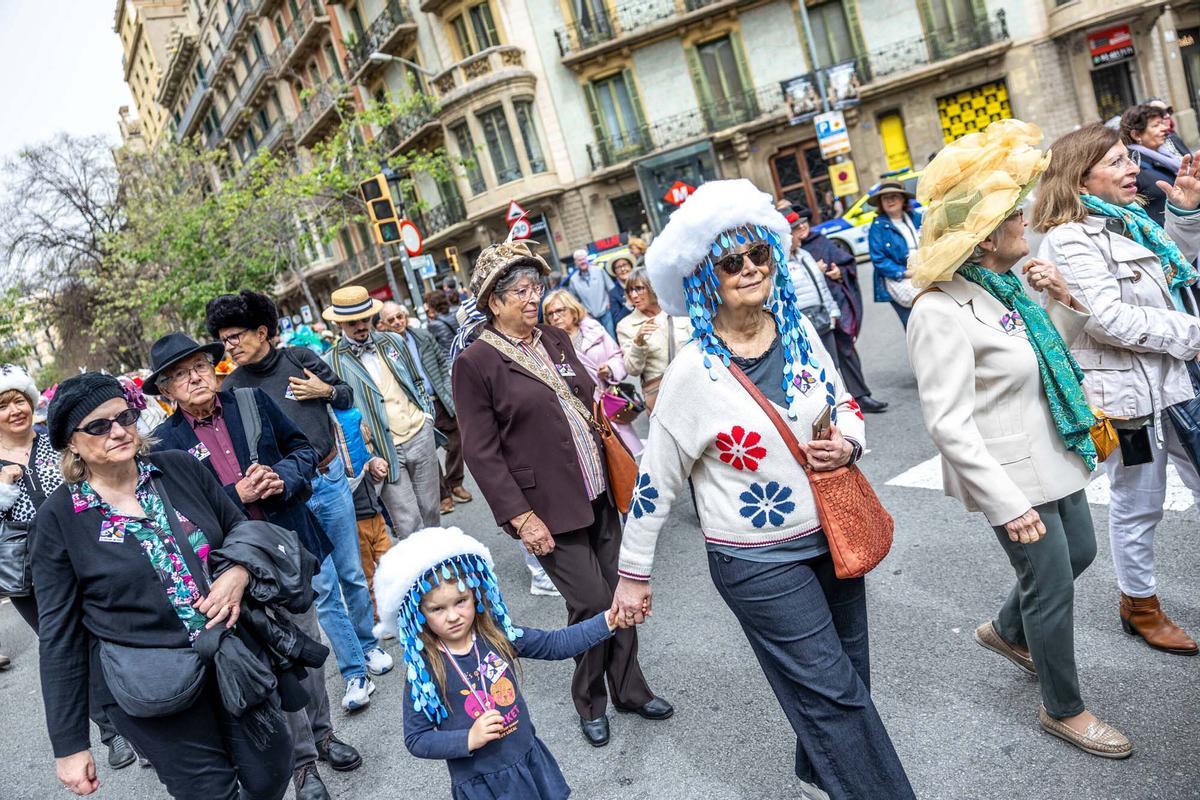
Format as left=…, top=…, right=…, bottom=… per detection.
left=1004, top=508, right=1046, bottom=544
left=366, top=457, right=389, bottom=481
left=803, top=424, right=853, bottom=472
left=287, top=369, right=334, bottom=402
left=0, top=464, right=23, bottom=485
left=467, top=709, right=506, bottom=751
left=610, top=576, right=652, bottom=627
left=196, top=564, right=250, bottom=629
left=56, top=751, right=98, bottom=795
left=512, top=512, right=555, bottom=557
left=1022, top=258, right=1073, bottom=307
left=235, top=464, right=285, bottom=504
left=1158, top=152, right=1200, bottom=211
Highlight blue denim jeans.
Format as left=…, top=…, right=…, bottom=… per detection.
left=708, top=550, right=915, bottom=799
left=889, top=300, right=911, bottom=329
left=307, top=454, right=379, bottom=681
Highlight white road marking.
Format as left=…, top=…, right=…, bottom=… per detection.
left=886, top=455, right=1198, bottom=512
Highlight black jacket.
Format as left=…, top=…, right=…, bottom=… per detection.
left=802, top=231, right=863, bottom=338
left=1133, top=148, right=1177, bottom=226
left=152, top=388, right=332, bottom=562
left=33, top=451, right=244, bottom=757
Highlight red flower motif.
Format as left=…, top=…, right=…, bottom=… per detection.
left=716, top=425, right=767, bottom=471
left=846, top=399, right=865, bottom=421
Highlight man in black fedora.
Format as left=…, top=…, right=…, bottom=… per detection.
left=145, top=332, right=361, bottom=800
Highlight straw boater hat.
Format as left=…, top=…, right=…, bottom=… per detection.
left=468, top=240, right=550, bottom=309
left=908, top=119, right=1051, bottom=287
left=321, top=285, right=384, bottom=322
left=866, top=180, right=916, bottom=208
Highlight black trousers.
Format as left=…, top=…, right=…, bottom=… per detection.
left=11, top=593, right=120, bottom=746
left=833, top=329, right=871, bottom=399
left=106, top=676, right=293, bottom=800
left=434, top=398, right=465, bottom=499
left=536, top=498, right=654, bottom=719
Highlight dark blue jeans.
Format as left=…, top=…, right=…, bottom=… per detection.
left=708, top=551, right=915, bottom=800
left=889, top=300, right=911, bottom=329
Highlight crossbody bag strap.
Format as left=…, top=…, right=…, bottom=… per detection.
left=666, top=316, right=676, bottom=364
left=479, top=330, right=597, bottom=429
left=152, top=476, right=211, bottom=594
left=727, top=364, right=811, bottom=471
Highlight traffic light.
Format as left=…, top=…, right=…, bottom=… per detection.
left=358, top=174, right=402, bottom=245
left=445, top=246, right=460, bottom=275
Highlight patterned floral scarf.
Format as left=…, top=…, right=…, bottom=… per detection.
left=959, top=265, right=1098, bottom=470
left=1080, top=193, right=1197, bottom=291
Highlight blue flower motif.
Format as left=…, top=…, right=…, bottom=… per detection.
left=738, top=481, right=797, bottom=529
left=630, top=473, right=659, bottom=519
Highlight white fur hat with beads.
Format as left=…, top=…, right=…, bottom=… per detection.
left=645, top=179, right=792, bottom=317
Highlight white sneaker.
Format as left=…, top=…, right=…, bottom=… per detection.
left=799, top=781, right=830, bottom=800
left=530, top=571, right=561, bottom=597
left=364, top=646, right=394, bottom=676
left=342, top=677, right=376, bottom=712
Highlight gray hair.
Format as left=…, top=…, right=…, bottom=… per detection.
left=484, top=266, right=542, bottom=321
left=624, top=267, right=658, bottom=304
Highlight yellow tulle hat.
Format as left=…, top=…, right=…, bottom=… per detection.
left=908, top=119, right=1052, bottom=287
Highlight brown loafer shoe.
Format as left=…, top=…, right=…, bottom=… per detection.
left=1119, top=593, right=1199, bottom=655
left=451, top=486, right=473, bottom=503
left=1038, top=707, right=1132, bottom=759
left=973, top=621, right=1035, bottom=675
left=439, top=498, right=455, bottom=515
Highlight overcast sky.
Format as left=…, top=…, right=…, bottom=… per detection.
left=0, top=0, right=135, bottom=161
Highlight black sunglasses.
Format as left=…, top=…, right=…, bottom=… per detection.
left=714, top=242, right=772, bottom=275
left=74, top=408, right=141, bottom=437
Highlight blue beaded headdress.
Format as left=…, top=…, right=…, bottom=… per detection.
left=372, top=527, right=523, bottom=723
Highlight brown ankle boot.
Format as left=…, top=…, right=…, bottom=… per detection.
left=1120, top=593, right=1199, bottom=655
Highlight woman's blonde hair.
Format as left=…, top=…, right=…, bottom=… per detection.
left=416, top=590, right=522, bottom=716
left=1031, top=123, right=1120, bottom=233
left=61, top=434, right=156, bottom=484
left=542, top=288, right=587, bottom=326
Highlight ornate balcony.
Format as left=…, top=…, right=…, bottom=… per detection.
left=586, top=82, right=784, bottom=171
left=258, top=118, right=294, bottom=154
left=378, top=96, right=440, bottom=155
left=344, top=0, right=418, bottom=84
left=211, top=0, right=256, bottom=79
left=175, top=79, right=213, bottom=142
left=271, top=0, right=330, bottom=77
left=414, top=192, right=467, bottom=240
left=553, top=0, right=738, bottom=69
left=334, top=244, right=383, bottom=284
left=430, top=46, right=534, bottom=112
left=157, top=29, right=199, bottom=107
left=859, top=11, right=1009, bottom=86
left=221, top=57, right=273, bottom=139
left=295, top=81, right=351, bottom=147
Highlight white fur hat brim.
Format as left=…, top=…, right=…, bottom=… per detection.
left=645, top=179, right=792, bottom=317
left=0, top=364, right=40, bottom=409
left=371, top=526, right=493, bottom=640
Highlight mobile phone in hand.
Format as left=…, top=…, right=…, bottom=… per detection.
left=811, top=404, right=832, bottom=440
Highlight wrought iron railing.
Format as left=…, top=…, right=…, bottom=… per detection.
left=378, top=96, right=439, bottom=154
left=175, top=79, right=211, bottom=141
left=237, top=57, right=271, bottom=105
left=295, top=81, right=346, bottom=139
left=345, top=0, right=414, bottom=77
left=211, top=0, right=254, bottom=75
left=272, top=0, right=328, bottom=73
left=554, top=0, right=722, bottom=56
left=414, top=193, right=467, bottom=237
left=586, top=82, right=784, bottom=170
left=259, top=119, right=292, bottom=153
left=860, top=11, right=1008, bottom=82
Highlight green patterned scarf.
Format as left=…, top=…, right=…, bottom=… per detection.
left=1080, top=193, right=1197, bottom=291
left=959, top=265, right=1097, bottom=470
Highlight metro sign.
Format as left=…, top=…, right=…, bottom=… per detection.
left=663, top=180, right=695, bottom=207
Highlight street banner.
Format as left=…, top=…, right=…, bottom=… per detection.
left=815, top=111, right=851, bottom=159
left=782, top=73, right=821, bottom=126
left=821, top=60, right=862, bottom=110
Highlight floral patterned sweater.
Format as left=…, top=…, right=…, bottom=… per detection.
left=617, top=324, right=865, bottom=581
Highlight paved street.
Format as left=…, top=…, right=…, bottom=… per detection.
left=0, top=263, right=1196, bottom=800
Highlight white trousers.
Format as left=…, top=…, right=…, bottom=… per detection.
left=1104, top=421, right=1200, bottom=597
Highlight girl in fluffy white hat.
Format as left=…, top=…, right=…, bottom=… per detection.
left=375, top=526, right=621, bottom=799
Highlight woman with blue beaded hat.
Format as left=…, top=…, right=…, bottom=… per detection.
left=376, top=526, right=621, bottom=800
left=610, top=179, right=914, bottom=798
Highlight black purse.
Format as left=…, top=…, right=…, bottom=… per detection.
left=1166, top=360, right=1200, bottom=473
left=0, top=520, right=32, bottom=597
left=98, top=479, right=209, bottom=718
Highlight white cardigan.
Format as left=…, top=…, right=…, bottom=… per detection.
left=907, top=274, right=1093, bottom=527
left=617, top=318, right=864, bottom=580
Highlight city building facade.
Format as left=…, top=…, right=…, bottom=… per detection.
left=115, top=1, right=190, bottom=147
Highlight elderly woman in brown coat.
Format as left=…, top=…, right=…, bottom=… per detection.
left=452, top=241, right=671, bottom=748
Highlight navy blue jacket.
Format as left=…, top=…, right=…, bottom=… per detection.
left=152, top=388, right=333, bottom=562
left=609, top=279, right=631, bottom=326
left=1133, top=149, right=1176, bottom=226
left=868, top=211, right=922, bottom=302
left=801, top=232, right=862, bottom=338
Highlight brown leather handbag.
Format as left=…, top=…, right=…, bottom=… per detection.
left=730, top=365, right=894, bottom=579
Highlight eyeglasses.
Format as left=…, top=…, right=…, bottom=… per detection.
left=544, top=307, right=569, bottom=319
left=165, top=361, right=213, bottom=386
left=74, top=408, right=141, bottom=437
left=219, top=329, right=252, bottom=347
left=626, top=284, right=649, bottom=296
left=503, top=283, right=546, bottom=304
left=714, top=242, right=772, bottom=276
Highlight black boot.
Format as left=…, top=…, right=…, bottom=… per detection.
left=317, top=731, right=363, bottom=771
left=856, top=396, right=888, bottom=413
left=107, top=735, right=136, bottom=770
left=292, top=763, right=331, bottom=800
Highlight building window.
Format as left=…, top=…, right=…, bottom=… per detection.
left=348, top=3, right=366, bottom=37
left=513, top=100, right=546, bottom=173
left=250, top=31, right=265, bottom=60
left=324, top=43, right=343, bottom=81
left=927, top=0, right=977, bottom=34
left=587, top=71, right=646, bottom=155
left=450, top=2, right=500, bottom=57
left=692, top=35, right=752, bottom=129
left=451, top=122, right=487, bottom=195
left=808, top=1, right=855, bottom=67
left=479, top=106, right=522, bottom=184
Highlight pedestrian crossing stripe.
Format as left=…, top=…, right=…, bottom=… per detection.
left=885, top=455, right=1197, bottom=512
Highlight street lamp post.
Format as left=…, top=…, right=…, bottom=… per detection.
left=367, top=51, right=438, bottom=76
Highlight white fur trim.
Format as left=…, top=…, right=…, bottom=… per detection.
left=0, top=481, right=20, bottom=514
left=371, top=526, right=493, bottom=640
left=0, top=365, right=39, bottom=409
left=645, top=179, right=792, bottom=317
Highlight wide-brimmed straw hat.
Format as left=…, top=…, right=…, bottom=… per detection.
left=468, top=241, right=550, bottom=309
left=321, top=286, right=384, bottom=322
left=866, top=180, right=916, bottom=208
left=908, top=119, right=1051, bottom=287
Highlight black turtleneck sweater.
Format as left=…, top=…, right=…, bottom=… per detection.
left=221, top=346, right=353, bottom=460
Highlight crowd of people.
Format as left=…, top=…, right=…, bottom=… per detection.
left=1, top=101, right=1199, bottom=800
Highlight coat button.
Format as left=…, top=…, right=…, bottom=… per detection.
left=572, top=386, right=580, bottom=395
left=1131, top=270, right=1142, bottom=282
left=1138, top=334, right=1149, bottom=345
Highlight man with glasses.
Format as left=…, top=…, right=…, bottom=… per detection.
left=322, top=286, right=441, bottom=544
left=146, top=331, right=365, bottom=800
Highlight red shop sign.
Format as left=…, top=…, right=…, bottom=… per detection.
left=1088, top=24, right=1135, bottom=67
